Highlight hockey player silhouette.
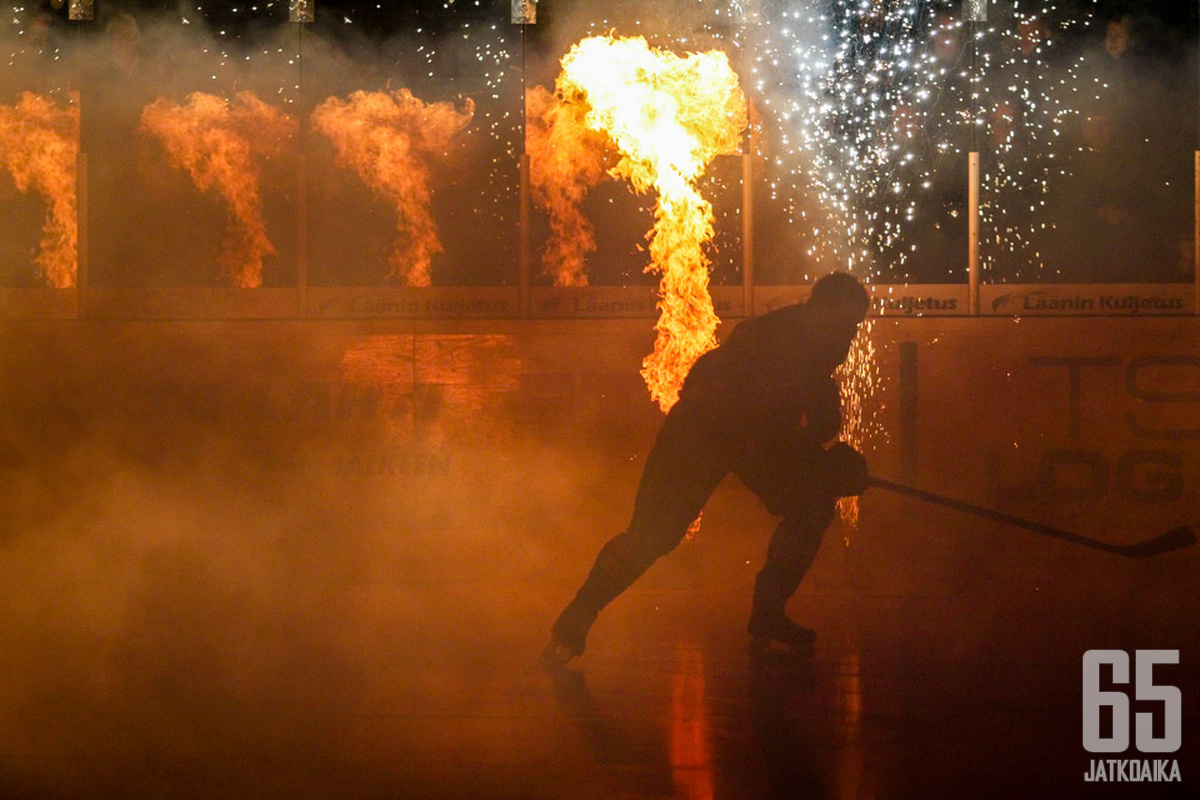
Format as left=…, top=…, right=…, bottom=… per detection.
left=545, top=271, right=871, bottom=664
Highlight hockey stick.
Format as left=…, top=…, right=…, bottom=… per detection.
left=867, top=476, right=1196, bottom=560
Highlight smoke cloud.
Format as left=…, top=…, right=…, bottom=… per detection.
left=0, top=319, right=665, bottom=796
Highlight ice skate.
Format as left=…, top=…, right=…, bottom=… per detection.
left=542, top=602, right=597, bottom=666
left=747, top=613, right=816, bottom=658
left=541, top=637, right=577, bottom=668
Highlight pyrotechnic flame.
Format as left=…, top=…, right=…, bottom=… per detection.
left=557, top=35, right=747, bottom=412
left=140, top=91, right=295, bottom=288
left=0, top=92, right=79, bottom=288
left=524, top=84, right=613, bottom=287
left=311, top=89, right=474, bottom=287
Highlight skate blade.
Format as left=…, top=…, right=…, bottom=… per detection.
left=540, top=639, right=576, bottom=668
left=749, top=636, right=815, bottom=660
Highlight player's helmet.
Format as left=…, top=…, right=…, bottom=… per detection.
left=808, top=271, right=870, bottom=320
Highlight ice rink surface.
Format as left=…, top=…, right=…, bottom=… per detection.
left=0, top=317, right=1196, bottom=799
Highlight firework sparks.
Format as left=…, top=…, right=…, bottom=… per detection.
left=140, top=91, right=296, bottom=288
left=745, top=0, right=943, bottom=277
left=973, top=7, right=1097, bottom=280
left=738, top=3, right=937, bottom=528
left=738, top=1, right=1102, bottom=525
left=524, top=84, right=613, bottom=287
left=556, top=34, right=747, bottom=412
left=745, top=0, right=1100, bottom=282
left=0, top=92, right=79, bottom=288
left=311, top=89, right=475, bottom=287
left=836, top=320, right=879, bottom=530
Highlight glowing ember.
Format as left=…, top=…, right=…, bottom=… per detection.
left=524, top=84, right=612, bottom=287
left=556, top=35, right=747, bottom=411
left=140, top=91, right=295, bottom=288
left=835, top=322, right=879, bottom=531
left=311, top=89, right=474, bottom=287
left=0, top=92, right=79, bottom=288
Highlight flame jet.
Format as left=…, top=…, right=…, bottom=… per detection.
left=557, top=35, right=747, bottom=411
left=311, top=89, right=474, bottom=287
left=0, top=93, right=79, bottom=288
left=140, top=91, right=296, bottom=288
left=524, top=84, right=612, bottom=287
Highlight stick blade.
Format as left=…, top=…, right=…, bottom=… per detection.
left=1123, top=526, right=1197, bottom=559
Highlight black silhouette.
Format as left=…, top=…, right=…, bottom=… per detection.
left=545, top=271, right=872, bottom=664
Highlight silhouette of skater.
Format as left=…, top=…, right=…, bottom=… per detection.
left=545, top=271, right=871, bottom=664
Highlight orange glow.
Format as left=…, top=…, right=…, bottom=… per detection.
left=524, top=84, right=612, bottom=287
left=0, top=92, right=79, bottom=288
left=311, top=89, right=474, bottom=287
left=140, top=91, right=295, bottom=288
left=556, top=35, right=747, bottom=411
left=669, top=644, right=714, bottom=800
left=335, top=333, right=521, bottom=444
left=834, top=651, right=868, bottom=799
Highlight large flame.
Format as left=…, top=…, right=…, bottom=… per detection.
left=557, top=35, right=747, bottom=411
left=311, top=89, right=474, bottom=287
left=524, top=84, right=612, bottom=287
left=0, top=92, right=79, bottom=288
left=140, top=91, right=295, bottom=288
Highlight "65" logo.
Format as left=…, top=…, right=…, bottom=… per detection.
left=1083, top=650, right=1181, bottom=753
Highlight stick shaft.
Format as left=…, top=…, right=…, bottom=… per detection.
left=867, top=476, right=1130, bottom=556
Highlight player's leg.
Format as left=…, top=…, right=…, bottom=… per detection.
left=747, top=503, right=834, bottom=652
left=734, top=449, right=837, bottom=653
left=546, top=527, right=673, bottom=661
left=545, top=400, right=729, bottom=663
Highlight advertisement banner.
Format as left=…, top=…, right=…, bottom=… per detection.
left=982, top=284, right=1195, bottom=316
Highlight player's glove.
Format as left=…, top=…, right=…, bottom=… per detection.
left=821, top=442, right=869, bottom=497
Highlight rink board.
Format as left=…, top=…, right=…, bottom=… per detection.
left=0, top=314, right=1195, bottom=544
